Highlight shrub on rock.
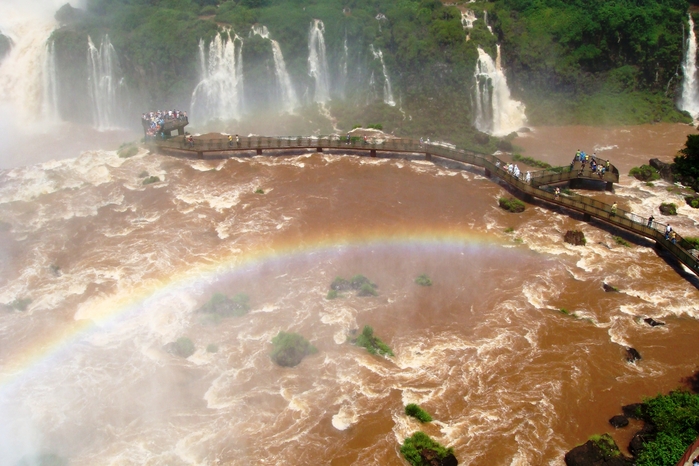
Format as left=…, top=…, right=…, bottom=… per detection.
left=659, top=203, right=677, bottom=215
left=415, top=274, right=433, bottom=286
left=143, top=176, right=160, bottom=185
left=199, top=292, right=250, bottom=317
left=164, top=337, right=195, bottom=358
left=400, top=431, right=457, bottom=466
left=405, top=403, right=433, bottom=423
left=629, top=165, right=660, bottom=182
left=564, top=230, right=586, bottom=246
left=498, top=197, right=525, bottom=213
left=354, top=325, right=393, bottom=356
left=270, top=331, right=317, bottom=367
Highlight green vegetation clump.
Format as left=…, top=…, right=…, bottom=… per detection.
left=415, top=274, right=433, bottom=286
left=357, top=283, right=378, bottom=297
left=206, top=343, right=218, bottom=353
left=366, top=123, right=383, bottom=130
left=117, top=143, right=138, bottom=158
left=588, top=433, right=622, bottom=459
left=512, top=154, right=553, bottom=170
left=138, top=170, right=149, bottom=178
left=400, top=431, right=455, bottom=466
left=684, top=237, right=699, bottom=249
left=330, top=277, right=351, bottom=291
left=405, top=403, right=433, bottom=423
left=635, top=390, right=699, bottom=466
left=685, top=196, right=699, bottom=209
left=659, top=203, right=677, bottom=215
left=326, top=289, right=339, bottom=300
left=10, top=297, right=32, bottom=311
left=173, top=337, right=195, bottom=358
left=675, top=134, right=699, bottom=189
left=270, top=331, right=317, bottom=367
left=559, top=308, right=579, bottom=318
left=330, top=275, right=378, bottom=296
left=613, top=236, right=631, bottom=247
left=498, top=197, right=526, bottom=213
left=255, top=188, right=264, bottom=194
left=354, top=325, right=394, bottom=357
left=629, top=165, right=661, bottom=182
left=199, top=292, right=250, bottom=317
left=143, top=176, right=160, bottom=185
left=504, top=227, right=515, bottom=233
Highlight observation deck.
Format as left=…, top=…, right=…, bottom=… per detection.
left=152, top=134, right=699, bottom=277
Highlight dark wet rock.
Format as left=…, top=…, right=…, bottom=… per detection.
left=474, top=132, right=490, bottom=145
left=643, top=317, right=665, bottom=327
left=55, top=3, right=86, bottom=25
left=603, top=283, right=619, bottom=292
left=565, top=230, right=587, bottom=246
left=609, top=415, right=629, bottom=428
left=0, top=34, right=11, bottom=62
left=626, top=347, right=642, bottom=363
left=565, top=434, right=633, bottom=466
left=420, top=449, right=458, bottom=466
left=628, top=422, right=657, bottom=456
left=597, top=242, right=612, bottom=250
left=682, top=370, right=699, bottom=394
left=497, top=139, right=513, bottom=152
left=649, top=158, right=674, bottom=182
left=518, top=127, right=532, bottom=133
left=622, top=403, right=643, bottom=419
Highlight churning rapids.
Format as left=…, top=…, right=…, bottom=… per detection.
left=1, top=124, right=699, bottom=465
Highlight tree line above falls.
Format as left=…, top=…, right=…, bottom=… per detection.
left=46, top=0, right=694, bottom=146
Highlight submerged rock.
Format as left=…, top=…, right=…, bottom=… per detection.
left=643, top=317, right=665, bottom=327
left=622, top=403, right=643, bottom=419
left=609, top=415, right=629, bottom=428
left=625, top=347, right=642, bottom=363
left=603, top=283, right=619, bottom=292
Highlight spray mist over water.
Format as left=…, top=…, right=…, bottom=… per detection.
left=308, top=20, right=330, bottom=103
left=252, top=25, right=298, bottom=113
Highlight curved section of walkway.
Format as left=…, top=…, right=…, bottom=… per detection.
left=155, top=135, right=699, bottom=276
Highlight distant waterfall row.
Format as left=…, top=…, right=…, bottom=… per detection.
left=191, top=20, right=396, bottom=124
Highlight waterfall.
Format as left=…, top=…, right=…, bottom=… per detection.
left=473, top=46, right=526, bottom=136
left=87, top=35, right=123, bottom=131
left=252, top=25, right=298, bottom=113
left=336, top=34, right=348, bottom=98
left=680, top=14, right=699, bottom=119
left=308, top=19, right=330, bottom=103
left=369, top=45, right=395, bottom=106
left=190, top=30, right=245, bottom=124
left=0, top=13, right=60, bottom=126
left=42, top=40, right=59, bottom=121
left=484, top=11, right=494, bottom=35
left=461, top=11, right=477, bottom=29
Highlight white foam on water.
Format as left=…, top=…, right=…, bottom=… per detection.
left=331, top=404, right=359, bottom=431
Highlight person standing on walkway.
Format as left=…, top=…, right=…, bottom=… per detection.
left=228, top=135, right=233, bottom=147
left=670, top=230, right=677, bottom=244
left=554, top=187, right=560, bottom=199
left=610, top=202, right=617, bottom=216
left=647, top=215, right=654, bottom=228
left=665, top=224, right=672, bottom=240
left=236, top=134, right=240, bottom=147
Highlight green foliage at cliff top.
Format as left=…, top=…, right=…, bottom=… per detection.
left=636, top=390, right=699, bottom=466
left=62, top=0, right=692, bottom=127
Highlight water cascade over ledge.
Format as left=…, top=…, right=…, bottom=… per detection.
left=680, top=13, right=699, bottom=120
left=190, top=30, right=245, bottom=124
left=252, top=25, right=298, bottom=113
left=473, top=46, right=526, bottom=136
left=308, top=19, right=330, bottom=103
left=87, top=35, right=124, bottom=131
left=369, top=45, right=395, bottom=106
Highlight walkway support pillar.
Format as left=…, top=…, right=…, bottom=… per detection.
left=316, top=147, right=323, bottom=153
left=197, top=151, right=204, bottom=160
left=426, top=153, right=432, bottom=161
left=484, top=168, right=491, bottom=178
left=606, top=181, right=614, bottom=192
left=256, top=149, right=263, bottom=155
left=370, top=149, right=377, bottom=158
left=583, top=213, right=591, bottom=222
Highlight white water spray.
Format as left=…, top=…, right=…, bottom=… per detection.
left=369, top=45, right=395, bottom=106
left=473, top=46, right=526, bottom=136
left=87, top=35, right=123, bottom=131
left=190, top=30, right=245, bottom=124
left=308, top=19, right=330, bottom=103
left=680, top=14, right=699, bottom=119
left=252, top=25, right=298, bottom=113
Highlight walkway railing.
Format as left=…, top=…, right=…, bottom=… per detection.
left=155, top=135, right=698, bottom=275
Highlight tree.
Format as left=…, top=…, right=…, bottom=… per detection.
left=675, top=134, right=699, bottom=180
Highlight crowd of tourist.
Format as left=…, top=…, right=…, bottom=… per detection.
left=141, top=110, right=188, bottom=140
left=571, top=149, right=610, bottom=178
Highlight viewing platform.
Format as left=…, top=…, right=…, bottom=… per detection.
left=151, top=133, right=698, bottom=277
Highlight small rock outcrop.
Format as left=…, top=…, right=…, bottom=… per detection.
left=603, top=283, right=619, bottom=292
left=625, top=347, right=642, bottom=363
left=643, top=317, right=665, bottom=327
left=609, top=415, right=629, bottom=428
left=649, top=158, right=674, bottom=182
left=420, top=449, right=458, bottom=466
left=622, top=403, right=643, bottom=419
left=564, top=434, right=633, bottom=466
left=564, top=230, right=586, bottom=246
left=659, top=203, right=677, bottom=215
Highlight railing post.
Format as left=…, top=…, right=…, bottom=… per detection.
left=256, top=149, right=262, bottom=155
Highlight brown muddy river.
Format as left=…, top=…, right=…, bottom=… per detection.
left=0, top=123, right=698, bottom=465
